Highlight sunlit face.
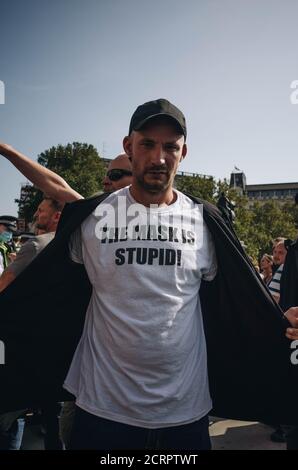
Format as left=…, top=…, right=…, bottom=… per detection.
left=260, top=256, right=272, bottom=270
left=33, top=200, right=59, bottom=232
left=123, top=119, right=187, bottom=195
left=272, top=243, right=287, bottom=266
left=102, top=156, right=132, bottom=192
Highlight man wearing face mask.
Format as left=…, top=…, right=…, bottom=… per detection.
left=0, top=216, right=18, bottom=276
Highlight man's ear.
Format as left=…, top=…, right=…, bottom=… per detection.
left=123, top=136, right=132, bottom=160
left=180, top=143, right=187, bottom=162
left=55, top=211, right=62, bottom=223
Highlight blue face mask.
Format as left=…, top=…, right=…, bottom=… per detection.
left=0, top=231, right=12, bottom=243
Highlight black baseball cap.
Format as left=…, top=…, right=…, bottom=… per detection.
left=129, top=98, right=187, bottom=139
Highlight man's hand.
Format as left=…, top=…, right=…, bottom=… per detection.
left=284, top=307, right=298, bottom=340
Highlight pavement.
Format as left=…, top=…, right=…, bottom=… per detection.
left=20, top=417, right=286, bottom=450
left=209, top=418, right=285, bottom=450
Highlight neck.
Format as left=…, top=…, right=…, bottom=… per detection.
left=129, top=183, right=177, bottom=207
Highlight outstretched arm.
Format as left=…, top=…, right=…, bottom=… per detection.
left=0, top=142, right=83, bottom=202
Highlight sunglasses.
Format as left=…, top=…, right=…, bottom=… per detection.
left=106, top=169, right=132, bottom=181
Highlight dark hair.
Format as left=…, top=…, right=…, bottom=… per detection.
left=43, top=197, right=64, bottom=212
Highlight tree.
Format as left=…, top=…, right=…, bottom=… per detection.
left=15, top=142, right=106, bottom=227
left=175, top=175, right=216, bottom=202
left=15, top=185, right=43, bottom=228
left=223, top=197, right=297, bottom=260
left=176, top=176, right=298, bottom=261
left=249, top=200, right=297, bottom=257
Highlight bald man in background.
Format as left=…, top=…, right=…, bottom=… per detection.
left=102, top=153, right=132, bottom=192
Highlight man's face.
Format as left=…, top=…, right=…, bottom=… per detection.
left=272, top=243, right=287, bottom=266
left=33, top=200, right=59, bottom=232
left=103, top=158, right=132, bottom=192
left=123, top=120, right=187, bottom=195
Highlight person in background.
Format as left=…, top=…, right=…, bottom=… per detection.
left=0, top=216, right=18, bottom=276
left=102, top=154, right=132, bottom=193
left=260, top=254, right=273, bottom=286
left=0, top=198, right=62, bottom=293
left=0, top=198, right=63, bottom=450
left=268, top=241, right=287, bottom=304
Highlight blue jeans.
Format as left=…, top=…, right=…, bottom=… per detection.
left=69, top=406, right=211, bottom=450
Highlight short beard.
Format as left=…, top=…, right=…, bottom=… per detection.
left=135, top=174, right=172, bottom=194
left=135, top=167, right=177, bottom=194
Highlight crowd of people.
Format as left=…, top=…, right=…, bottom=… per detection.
left=0, top=98, right=298, bottom=451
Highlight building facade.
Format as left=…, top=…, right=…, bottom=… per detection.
left=230, top=171, right=298, bottom=203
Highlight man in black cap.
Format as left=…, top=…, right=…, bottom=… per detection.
left=1, top=99, right=298, bottom=451
left=67, top=99, right=298, bottom=450
left=0, top=216, right=18, bottom=276
left=65, top=98, right=217, bottom=449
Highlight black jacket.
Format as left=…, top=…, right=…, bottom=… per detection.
left=280, top=239, right=298, bottom=311
left=0, top=193, right=297, bottom=423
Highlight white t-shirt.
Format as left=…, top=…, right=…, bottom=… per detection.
left=64, top=187, right=217, bottom=428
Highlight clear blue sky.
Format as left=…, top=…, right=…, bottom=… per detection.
left=1, top=0, right=298, bottom=215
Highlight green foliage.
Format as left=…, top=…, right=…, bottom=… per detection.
left=37, top=142, right=105, bottom=197
left=15, top=185, right=43, bottom=225
left=15, top=142, right=105, bottom=226
left=175, top=175, right=216, bottom=202
left=175, top=174, right=297, bottom=260
left=239, top=200, right=298, bottom=259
